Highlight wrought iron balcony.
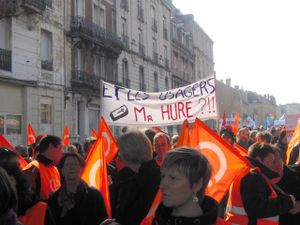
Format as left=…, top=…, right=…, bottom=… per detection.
left=138, top=43, right=145, bottom=57
left=0, top=48, right=12, bottom=71
left=137, top=7, right=144, bottom=22
left=69, top=16, right=124, bottom=54
left=41, top=60, right=53, bottom=71
left=71, top=70, right=101, bottom=90
left=172, top=74, right=189, bottom=88
left=23, top=0, right=47, bottom=13
left=122, top=34, right=129, bottom=49
left=152, top=19, right=157, bottom=33
left=153, top=51, right=158, bottom=64
left=0, top=0, right=17, bottom=18
left=122, top=78, right=130, bottom=88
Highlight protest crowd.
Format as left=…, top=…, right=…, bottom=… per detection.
left=0, top=118, right=300, bottom=225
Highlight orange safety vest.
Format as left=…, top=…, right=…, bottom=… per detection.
left=226, top=167, right=279, bottom=225
left=19, top=201, right=47, bottom=225
left=24, top=160, right=61, bottom=199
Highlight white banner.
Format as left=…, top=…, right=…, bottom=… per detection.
left=100, top=76, right=217, bottom=127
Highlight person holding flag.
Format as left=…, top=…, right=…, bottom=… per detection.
left=152, top=147, right=218, bottom=225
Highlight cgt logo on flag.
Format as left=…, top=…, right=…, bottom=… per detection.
left=196, top=142, right=227, bottom=187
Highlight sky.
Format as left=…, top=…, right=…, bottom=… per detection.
left=172, top=0, right=300, bottom=105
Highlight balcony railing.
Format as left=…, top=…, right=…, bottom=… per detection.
left=41, top=60, right=53, bottom=71
left=71, top=70, right=101, bottom=89
left=172, top=74, right=189, bottom=88
left=23, top=0, right=47, bottom=13
left=163, top=28, right=168, bottom=40
left=164, top=58, right=169, bottom=69
left=0, top=48, right=12, bottom=71
left=137, top=8, right=144, bottom=22
left=70, top=16, right=124, bottom=53
left=139, top=83, right=146, bottom=91
left=122, top=34, right=129, bottom=49
left=122, top=78, right=130, bottom=88
left=152, top=19, right=157, bottom=33
left=0, top=1, right=17, bottom=17
left=153, top=51, right=158, bottom=64
left=138, top=43, right=145, bottom=56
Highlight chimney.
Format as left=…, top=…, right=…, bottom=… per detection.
left=225, top=78, right=231, bottom=86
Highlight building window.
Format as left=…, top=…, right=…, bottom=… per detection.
left=41, top=29, right=53, bottom=71
left=154, top=72, right=159, bottom=92
left=74, top=0, right=85, bottom=16
left=137, top=0, right=144, bottom=22
left=93, top=4, right=105, bottom=28
left=120, top=0, right=128, bottom=11
left=122, top=59, right=129, bottom=88
left=152, top=38, right=158, bottom=63
left=165, top=77, right=169, bottom=90
left=163, top=16, right=168, bottom=40
left=0, top=114, right=22, bottom=135
left=0, top=18, right=11, bottom=71
left=94, top=54, right=104, bottom=77
left=139, top=66, right=146, bottom=91
left=122, top=17, right=129, bottom=49
left=74, top=47, right=85, bottom=71
left=151, top=6, right=157, bottom=33
left=41, top=103, right=52, bottom=124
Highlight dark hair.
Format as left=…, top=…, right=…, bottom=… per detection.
left=0, top=166, right=18, bottom=215
left=0, top=148, right=36, bottom=216
left=248, top=143, right=275, bottom=161
left=162, top=147, right=211, bottom=202
left=37, top=135, right=61, bottom=153
left=144, top=128, right=157, bottom=145
left=58, top=152, right=85, bottom=170
left=278, top=130, right=287, bottom=143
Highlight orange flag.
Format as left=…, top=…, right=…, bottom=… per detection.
left=81, top=138, right=112, bottom=218
left=190, top=118, right=250, bottom=202
left=140, top=190, right=162, bottom=225
left=286, top=118, right=300, bottom=164
left=98, top=117, right=118, bottom=164
left=27, top=123, right=37, bottom=145
left=91, top=128, right=98, bottom=138
left=62, top=125, right=70, bottom=147
left=232, top=111, right=240, bottom=135
left=0, top=134, right=28, bottom=169
left=176, top=119, right=190, bottom=147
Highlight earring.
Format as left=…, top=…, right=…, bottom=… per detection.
left=192, top=194, right=199, bottom=203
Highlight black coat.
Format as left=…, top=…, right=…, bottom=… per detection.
left=277, top=165, right=300, bottom=225
left=46, top=180, right=108, bottom=225
left=240, top=158, right=294, bottom=225
left=114, top=159, right=161, bottom=225
left=152, top=196, right=218, bottom=225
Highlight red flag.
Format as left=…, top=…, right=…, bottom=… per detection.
left=190, top=118, right=250, bottom=202
left=176, top=119, right=190, bottom=147
left=222, top=112, right=227, bottom=128
left=140, top=190, right=162, bottom=225
left=98, top=117, right=118, bottom=164
left=81, top=138, right=112, bottom=218
left=287, top=118, right=300, bottom=164
left=0, top=134, right=28, bottom=169
left=27, top=123, right=37, bottom=145
left=234, top=143, right=248, bottom=157
left=91, top=128, right=98, bottom=138
left=62, top=125, right=70, bottom=147
left=232, top=111, right=240, bottom=135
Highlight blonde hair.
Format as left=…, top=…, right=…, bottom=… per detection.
left=117, top=131, right=153, bottom=164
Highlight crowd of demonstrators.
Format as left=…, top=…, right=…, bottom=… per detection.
left=1, top=122, right=300, bottom=225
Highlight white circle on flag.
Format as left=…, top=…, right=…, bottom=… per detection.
left=89, top=159, right=101, bottom=188
left=101, top=132, right=111, bottom=157
left=196, top=142, right=227, bottom=187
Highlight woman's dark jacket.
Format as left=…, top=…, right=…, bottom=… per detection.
left=46, top=180, right=108, bottom=225
left=114, top=159, right=161, bottom=225
left=152, top=195, right=218, bottom=225
left=240, top=157, right=294, bottom=225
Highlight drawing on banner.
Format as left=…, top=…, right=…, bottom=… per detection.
left=100, top=76, right=218, bottom=127
left=110, top=105, right=129, bottom=121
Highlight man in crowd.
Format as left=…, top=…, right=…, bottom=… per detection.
left=153, top=132, right=172, bottom=164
